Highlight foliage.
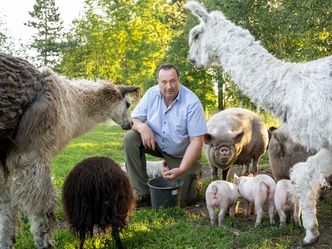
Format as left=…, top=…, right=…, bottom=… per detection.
left=25, top=0, right=64, bottom=67
left=160, top=0, right=217, bottom=112
left=58, top=0, right=180, bottom=88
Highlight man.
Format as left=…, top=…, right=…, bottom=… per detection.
left=123, top=64, right=207, bottom=206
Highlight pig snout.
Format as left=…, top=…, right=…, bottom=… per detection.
left=218, top=146, right=230, bottom=157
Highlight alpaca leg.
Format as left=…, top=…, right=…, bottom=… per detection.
left=0, top=186, right=15, bottom=249
left=293, top=199, right=301, bottom=226
left=18, top=163, right=56, bottom=249
left=290, top=148, right=332, bottom=246
left=28, top=210, right=55, bottom=249
left=0, top=163, right=15, bottom=249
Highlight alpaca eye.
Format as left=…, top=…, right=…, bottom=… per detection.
left=194, top=33, right=200, bottom=40
left=126, top=101, right=131, bottom=109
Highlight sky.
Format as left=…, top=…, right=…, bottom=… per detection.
left=0, top=0, right=85, bottom=43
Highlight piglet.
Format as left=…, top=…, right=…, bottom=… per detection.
left=274, top=179, right=301, bottom=227
left=234, top=173, right=276, bottom=227
left=205, top=180, right=238, bottom=225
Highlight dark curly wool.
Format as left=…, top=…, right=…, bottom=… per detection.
left=0, top=53, right=44, bottom=167
left=62, top=157, right=135, bottom=249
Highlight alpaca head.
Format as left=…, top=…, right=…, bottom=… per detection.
left=184, top=1, right=228, bottom=68
left=99, top=84, right=140, bottom=130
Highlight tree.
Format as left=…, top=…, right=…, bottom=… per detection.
left=25, top=0, right=64, bottom=67
left=58, top=0, right=179, bottom=88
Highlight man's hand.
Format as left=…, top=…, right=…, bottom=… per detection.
left=162, top=160, right=184, bottom=180
left=140, top=124, right=156, bottom=150
left=132, top=118, right=156, bottom=150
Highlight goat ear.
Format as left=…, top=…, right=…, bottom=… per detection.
left=232, top=129, right=244, bottom=144
left=184, top=1, right=210, bottom=23
left=204, top=133, right=213, bottom=144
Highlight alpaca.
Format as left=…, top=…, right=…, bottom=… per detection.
left=184, top=2, right=332, bottom=245
left=62, top=157, right=134, bottom=249
left=0, top=53, right=139, bottom=249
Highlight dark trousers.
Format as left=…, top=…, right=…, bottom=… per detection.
left=123, top=130, right=201, bottom=204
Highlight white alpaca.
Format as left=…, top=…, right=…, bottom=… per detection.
left=0, top=53, right=139, bottom=249
left=184, top=1, right=332, bottom=245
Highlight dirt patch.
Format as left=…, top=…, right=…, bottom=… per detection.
left=187, top=164, right=332, bottom=248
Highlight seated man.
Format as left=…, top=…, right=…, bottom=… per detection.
left=123, top=63, right=207, bottom=206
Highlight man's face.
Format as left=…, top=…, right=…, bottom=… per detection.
left=158, top=68, right=180, bottom=102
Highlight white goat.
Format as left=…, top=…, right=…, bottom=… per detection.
left=0, top=53, right=139, bottom=249
left=185, top=2, right=332, bottom=245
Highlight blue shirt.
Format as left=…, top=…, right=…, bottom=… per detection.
left=132, top=84, right=207, bottom=157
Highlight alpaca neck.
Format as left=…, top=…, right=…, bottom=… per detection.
left=215, top=21, right=292, bottom=112
left=70, top=87, right=110, bottom=138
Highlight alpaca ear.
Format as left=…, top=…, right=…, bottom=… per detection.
left=118, top=86, right=140, bottom=96
left=184, top=1, right=210, bottom=23
left=118, top=85, right=141, bottom=102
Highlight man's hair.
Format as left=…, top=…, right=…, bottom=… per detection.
left=156, top=64, right=180, bottom=79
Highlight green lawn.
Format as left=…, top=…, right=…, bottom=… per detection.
left=15, top=124, right=307, bottom=249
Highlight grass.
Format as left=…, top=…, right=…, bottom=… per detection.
left=14, top=123, right=309, bottom=249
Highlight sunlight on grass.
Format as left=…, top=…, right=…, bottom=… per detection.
left=68, top=142, right=99, bottom=149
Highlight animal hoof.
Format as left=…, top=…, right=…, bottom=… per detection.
left=302, top=236, right=319, bottom=246
left=302, top=226, right=320, bottom=247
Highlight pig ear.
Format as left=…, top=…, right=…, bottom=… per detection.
left=233, top=129, right=244, bottom=144
left=204, top=133, right=213, bottom=144
left=233, top=173, right=240, bottom=185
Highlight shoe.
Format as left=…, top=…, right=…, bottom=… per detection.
left=135, top=194, right=151, bottom=208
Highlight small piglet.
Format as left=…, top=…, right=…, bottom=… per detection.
left=234, top=173, right=276, bottom=227
left=274, top=179, right=301, bottom=227
left=205, top=180, right=238, bottom=225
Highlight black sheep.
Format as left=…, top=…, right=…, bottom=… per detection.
left=62, top=156, right=135, bottom=249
